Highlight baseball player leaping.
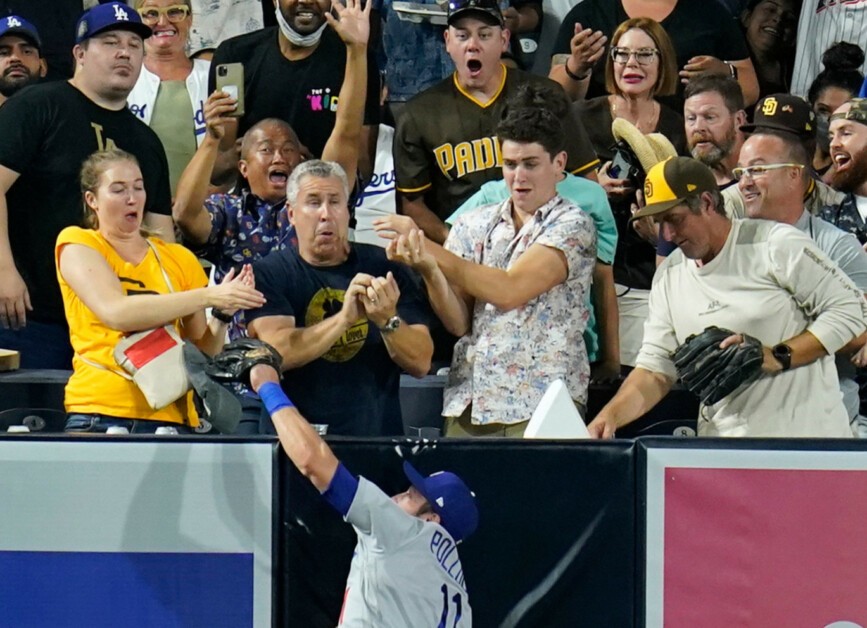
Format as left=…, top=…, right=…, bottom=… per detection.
left=206, top=339, right=479, bottom=627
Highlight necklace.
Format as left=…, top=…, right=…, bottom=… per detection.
left=610, top=96, right=659, bottom=133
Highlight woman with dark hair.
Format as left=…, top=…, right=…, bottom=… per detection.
left=739, top=0, right=799, bottom=98
left=807, top=42, right=866, bottom=179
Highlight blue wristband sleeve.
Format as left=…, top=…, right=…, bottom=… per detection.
left=322, top=463, right=359, bottom=516
left=259, top=381, right=293, bottom=415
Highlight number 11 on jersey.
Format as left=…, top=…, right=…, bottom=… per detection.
left=439, top=584, right=463, bottom=627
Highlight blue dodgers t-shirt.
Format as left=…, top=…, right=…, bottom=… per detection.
left=248, top=244, right=431, bottom=436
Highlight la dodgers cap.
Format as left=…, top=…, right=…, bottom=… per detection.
left=831, top=98, right=867, bottom=127
left=75, top=2, right=152, bottom=45
left=403, top=461, right=479, bottom=543
left=740, top=93, right=816, bottom=138
left=447, top=0, right=504, bottom=27
left=0, top=15, right=42, bottom=51
left=631, top=157, right=717, bottom=220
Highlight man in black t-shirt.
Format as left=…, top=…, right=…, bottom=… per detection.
left=246, top=159, right=433, bottom=437
left=209, top=0, right=380, bottom=171
left=0, top=2, right=173, bottom=368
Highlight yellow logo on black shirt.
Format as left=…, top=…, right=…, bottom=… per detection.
left=433, top=136, right=503, bottom=179
left=305, top=287, right=368, bottom=362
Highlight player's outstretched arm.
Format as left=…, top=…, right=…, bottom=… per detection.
left=587, top=367, right=673, bottom=438
left=250, top=364, right=339, bottom=492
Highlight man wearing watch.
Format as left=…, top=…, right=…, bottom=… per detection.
left=246, top=160, right=433, bottom=437
left=588, top=157, right=867, bottom=439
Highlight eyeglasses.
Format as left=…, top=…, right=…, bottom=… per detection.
left=610, top=47, right=659, bottom=66
left=731, top=163, right=804, bottom=181
left=137, top=4, right=191, bottom=24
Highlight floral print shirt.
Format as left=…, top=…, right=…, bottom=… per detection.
left=442, top=195, right=597, bottom=425
left=200, top=189, right=295, bottom=339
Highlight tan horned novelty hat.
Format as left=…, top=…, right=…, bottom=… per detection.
left=611, top=117, right=678, bottom=173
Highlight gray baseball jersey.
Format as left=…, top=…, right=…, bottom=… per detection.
left=790, top=0, right=867, bottom=99
left=338, top=477, right=472, bottom=627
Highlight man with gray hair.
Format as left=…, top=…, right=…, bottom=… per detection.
left=246, top=160, right=434, bottom=437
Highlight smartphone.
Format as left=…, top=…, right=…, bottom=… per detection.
left=215, top=63, right=245, bottom=118
left=609, top=150, right=633, bottom=181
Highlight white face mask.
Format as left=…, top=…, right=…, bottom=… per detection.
left=275, top=7, right=328, bottom=48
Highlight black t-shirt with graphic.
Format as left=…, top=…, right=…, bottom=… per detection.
left=209, top=26, right=381, bottom=159
left=0, top=81, right=172, bottom=324
left=248, top=243, right=430, bottom=436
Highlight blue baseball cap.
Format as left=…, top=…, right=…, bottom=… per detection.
left=403, top=461, right=479, bottom=543
left=75, top=2, right=152, bottom=45
left=0, top=15, right=42, bottom=50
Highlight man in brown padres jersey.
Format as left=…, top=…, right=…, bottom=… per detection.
left=393, top=0, right=599, bottom=243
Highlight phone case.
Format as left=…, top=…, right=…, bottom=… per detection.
left=215, top=63, right=245, bottom=118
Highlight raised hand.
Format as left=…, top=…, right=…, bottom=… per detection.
left=0, top=265, right=31, bottom=329
left=568, top=22, right=607, bottom=77
left=679, top=56, right=729, bottom=85
left=326, top=0, right=371, bottom=49
left=203, top=89, right=239, bottom=141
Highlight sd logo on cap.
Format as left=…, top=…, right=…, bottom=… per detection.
left=631, top=157, right=717, bottom=221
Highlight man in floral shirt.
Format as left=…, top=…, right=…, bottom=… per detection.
left=377, top=103, right=597, bottom=437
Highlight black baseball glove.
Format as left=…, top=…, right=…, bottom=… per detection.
left=205, top=338, right=283, bottom=387
left=672, top=326, right=764, bottom=406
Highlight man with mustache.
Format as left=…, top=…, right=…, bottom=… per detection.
left=820, top=99, right=867, bottom=247
left=0, top=2, right=174, bottom=368
left=683, top=74, right=746, bottom=189
left=658, top=74, right=744, bottom=259
left=0, top=16, right=45, bottom=108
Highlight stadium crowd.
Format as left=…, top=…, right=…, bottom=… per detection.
left=0, top=0, right=867, bottom=440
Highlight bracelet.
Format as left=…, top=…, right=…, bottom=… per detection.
left=211, top=308, right=233, bottom=324
left=724, top=61, right=738, bottom=80
left=564, top=60, right=590, bottom=82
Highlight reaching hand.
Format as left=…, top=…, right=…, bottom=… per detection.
left=0, top=265, right=31, bottom=329
left=326, top=0, right=371, bottom=49
left=385, top=229, right=437, bottom=274
left=208, top=266, right=266, bottom=314
left=568, top=22, right=607, bottom=77
left=203, top=89, right=239, bottom=141
left=587, top=414, right=616, bottom=439
left=373, top=214, right=420, bottom=241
